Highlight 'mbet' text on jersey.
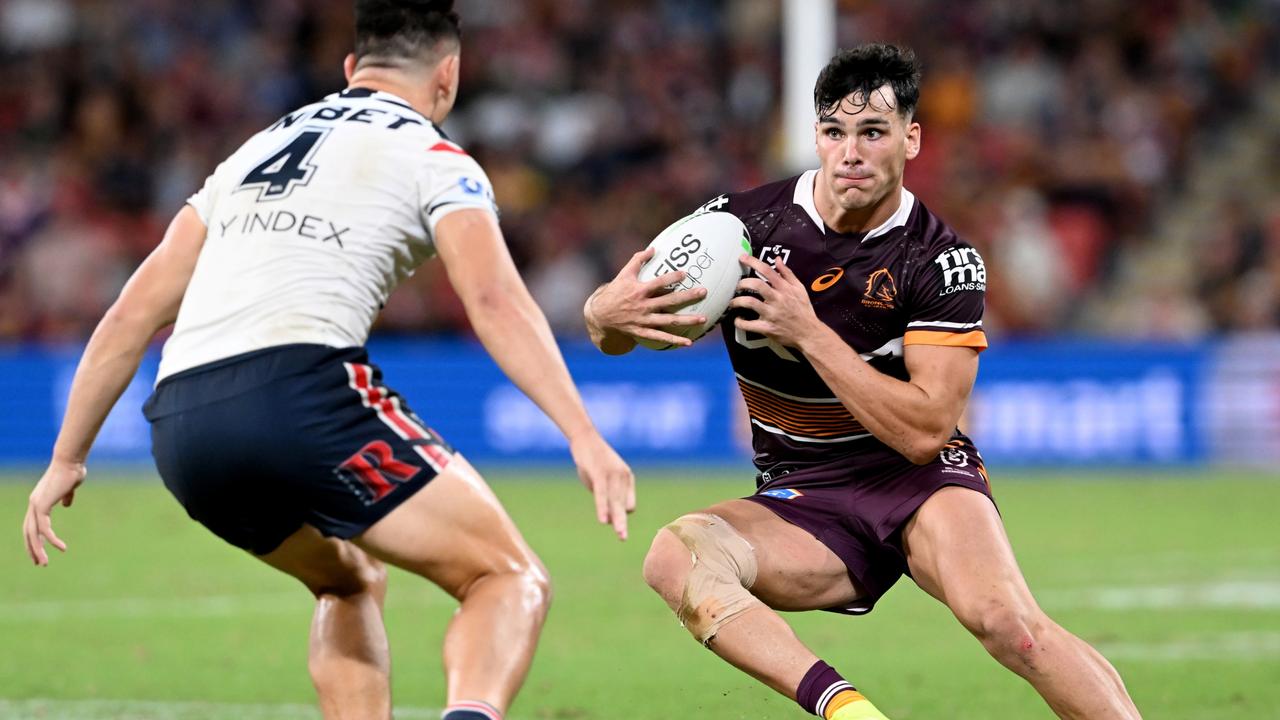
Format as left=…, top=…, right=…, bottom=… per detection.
left=700, top=171, right=988, bottom=470
left=161, top=87, right=498, bottom=381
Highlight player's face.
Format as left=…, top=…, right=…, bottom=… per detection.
left=813, top=86, right=920, bottom=219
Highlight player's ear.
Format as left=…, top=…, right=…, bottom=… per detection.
left=904, top=120, right=921, bottom=161
left=437, top=53, right=460, bottom=97
left=430, top=52, right=461, bottom=122
left=343, top=53, right=357, bottom=82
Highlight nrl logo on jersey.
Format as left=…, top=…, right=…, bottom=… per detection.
left=759, top=244, right=791, bottom=268
left=933, top=246, right=986, bottom=296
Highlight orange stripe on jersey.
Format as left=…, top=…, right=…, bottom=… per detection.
left=750, top=412, right=865, bottom=437
left=737, top=381, right=866, bottom=438
left=739, top=390, right=853, bottom=421
left=903, top=329, right=988, bottom=350
left=738, top=383, right=852, bottom=419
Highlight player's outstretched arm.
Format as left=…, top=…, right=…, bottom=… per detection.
left=583, top=248, right=708, bottom=355
left=23, top=206, right=207, bottom=566
left=731, top=255, right=977, bottom=464
left=434, top=209, right=636, bottom=539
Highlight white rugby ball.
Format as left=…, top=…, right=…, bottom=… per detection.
left=635, top=211, right=752, bottom=350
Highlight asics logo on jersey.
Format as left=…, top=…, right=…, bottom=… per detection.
left=811, top=267, right=845, bottom=292
left=861, top=268, right=897, bottom=309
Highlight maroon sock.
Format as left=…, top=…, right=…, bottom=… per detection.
left=795, top=659, right=857, bottom=717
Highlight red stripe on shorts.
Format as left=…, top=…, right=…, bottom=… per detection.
left=345, top=362, right=450, bottom=473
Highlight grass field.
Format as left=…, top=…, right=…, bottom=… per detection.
left=2, top=469, right=1278, bottom=719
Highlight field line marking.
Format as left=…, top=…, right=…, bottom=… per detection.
left=1040, top=579, right=1280, bottom=610
left=1096, top=632, right=1280, bottom=662
left=0, top=590, right=453, bottom=622
left=0, top=698, right=441, bottom=719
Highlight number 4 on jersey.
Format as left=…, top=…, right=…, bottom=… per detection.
left=239, top=128, right=330, bottom=201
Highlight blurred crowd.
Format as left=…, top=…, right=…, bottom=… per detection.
left=1, top=0, right=1278, bottom=342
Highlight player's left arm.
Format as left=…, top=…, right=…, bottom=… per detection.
left=731, top=254, right=976, bottom=465
left=23, top=205, right=206, bottom=566
left=433, top=209, right=636, bottom=540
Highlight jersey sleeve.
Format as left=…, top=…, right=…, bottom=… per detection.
left=903, top=243, right=989, bottom=351
left=417, top=144, right=499, bottom=237
left=185, top=168, right=219, bottom=225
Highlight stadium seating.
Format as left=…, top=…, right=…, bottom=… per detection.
left=1, top=0, right=1276, bottom=341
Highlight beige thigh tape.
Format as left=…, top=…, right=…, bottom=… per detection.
left=665, top=513, right=760, bottom=645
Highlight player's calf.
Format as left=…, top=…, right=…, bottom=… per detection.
left=256, top=531, right=393, bottom=720
left=645, top=512, right=892, bottom=720
left=956, top=600, right=1143, bottom=719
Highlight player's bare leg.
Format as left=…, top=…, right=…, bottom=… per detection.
left=259, top=526, right=391, bottom=720
left=644, top=499, right=888, bottom=718
left=356, top=454, right=551, bottom=717
left=903, top=486, right=1142, bottom=720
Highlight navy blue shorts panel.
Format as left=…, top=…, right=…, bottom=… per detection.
left=144, top=344, right=454, bottom=555
left=743, top=435, right=994, bottom=615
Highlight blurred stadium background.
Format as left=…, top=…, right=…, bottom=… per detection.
left=2, top=1, right=1278, bottom=719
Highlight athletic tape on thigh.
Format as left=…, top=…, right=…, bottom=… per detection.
left=665, top=513, right=760, bottom=645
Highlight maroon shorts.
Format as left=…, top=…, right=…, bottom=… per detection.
left=743, top=434, right=994, bottom=615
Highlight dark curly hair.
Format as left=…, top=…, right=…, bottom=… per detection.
left=814, top=44, right=921, bottom=120
left=354, top=0, right=461, bottom=66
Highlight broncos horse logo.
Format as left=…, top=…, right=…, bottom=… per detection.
left=862, top=268, right=898, bottom=308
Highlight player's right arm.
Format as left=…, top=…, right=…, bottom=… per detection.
left=583, top=248, right=708, bottom=355
left=23, top=205, right=207, bottom=566
left=433, top=208, right=637, bottom=540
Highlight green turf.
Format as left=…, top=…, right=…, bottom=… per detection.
left=2, top=470, right=1278, bottom=719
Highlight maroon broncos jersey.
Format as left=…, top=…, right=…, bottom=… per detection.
left=699, top=170, right=988, bottom=472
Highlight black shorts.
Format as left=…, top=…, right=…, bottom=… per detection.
left=144, top=344, right=453, bottom=555
left=744, top=435, right=994, bottom=614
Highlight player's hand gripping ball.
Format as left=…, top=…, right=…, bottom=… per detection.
left=635, top=211, right=752, bottom=350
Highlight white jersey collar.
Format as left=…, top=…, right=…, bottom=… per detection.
left=794, top=169, right=916, bottom=241
left=325, top=88, right=429, bottom=121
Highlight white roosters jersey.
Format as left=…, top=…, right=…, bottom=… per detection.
left=157, top=87, right=497, bottom=381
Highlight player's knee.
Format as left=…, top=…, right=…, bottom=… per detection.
left=962, top=600, right=1049, bottom=669
left=307, top=547, right=387, bottom=599
left=355, top=556, right=388, bottom=595
left=659, top=513, right=761, bottom=645
left=517, top=557, right=554, bottom=617
left=642, top=527, right=692, bottom=606
left=463, top=553, right=553, bottom=618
